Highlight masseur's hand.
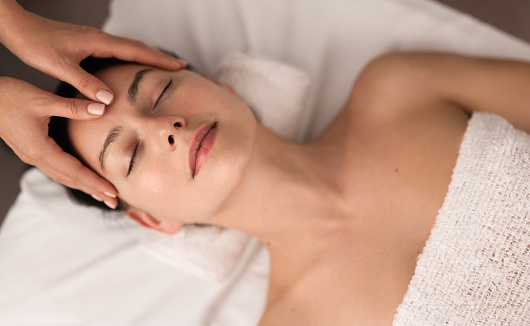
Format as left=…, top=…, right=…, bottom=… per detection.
left=0, top=77, right=124, bottom=205
left=0, top=0, right=186, bottom=208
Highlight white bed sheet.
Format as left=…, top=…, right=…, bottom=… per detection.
left=1, top=0, right=530, bottom=325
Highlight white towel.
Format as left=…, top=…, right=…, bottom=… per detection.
left=394, top=113, right=530, bottom=325
left=140, top=52, right=310, bottom=282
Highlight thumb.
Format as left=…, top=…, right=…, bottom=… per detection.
left=53, top=95, right=108, bottom=120
left=62, top=64, right=115, bottom=105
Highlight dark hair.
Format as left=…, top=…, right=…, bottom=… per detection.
left=49, top=53, right=193, bottom=212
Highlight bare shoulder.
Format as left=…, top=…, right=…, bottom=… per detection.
left=317, top=52, right=438, bottom=141
left=345, top=53, right=431, bottom=124
left=344, top=51, right=530, bottom=134
left=319, top=53, right=440, bottom=142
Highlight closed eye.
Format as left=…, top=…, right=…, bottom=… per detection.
left=154, top=79, right=173, bottom=109
left=125, top=77, right=173, bottom=176
left=127, top=141, right=140, bottom=176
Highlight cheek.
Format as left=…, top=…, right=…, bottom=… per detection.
left=197, top=121, right=255, bottom=209
left=118, top=160, right=220, bottom=223
left=119, top=140, right=252, bottom=225
left=120, top=163, right=184, bottom=215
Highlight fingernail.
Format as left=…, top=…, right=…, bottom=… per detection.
left=96, top=89, right=114, bottom=105
left=172, top=60, right=182, bottom=68
left=173, top=59, right=187, bottom=68
left=104, top=191, right=117, bottom=198
left=104, top=201, right=117, bottom=210
left=91, top=194, right=103, bottom=202
left=87, top=103, right=105, bottom=116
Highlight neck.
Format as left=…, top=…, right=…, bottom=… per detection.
left=213, top=125, right=330, bottom=233
left=211, top=124, right=350, bottom=284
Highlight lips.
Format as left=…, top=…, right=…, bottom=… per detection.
left=188, top=122, right=217, bottom=178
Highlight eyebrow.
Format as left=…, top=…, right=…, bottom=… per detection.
left=127, top=68, right=154, bottom=104
left=97, top=68, right=154, bottom=171
left=98, top=126, right=122, bottom=171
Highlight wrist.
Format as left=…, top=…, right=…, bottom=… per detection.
left=0, top=0, right=28, bottom=44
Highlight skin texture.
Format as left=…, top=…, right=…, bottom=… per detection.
left=0, top=0, right=186, bottom=207
left=68, top=66, right=258, bottom=230
left=67, top=53, right=530, bottom=325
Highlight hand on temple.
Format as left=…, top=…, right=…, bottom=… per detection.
left=0, top=77, right=122, bottom=206
left=0, top=0, right=186, bottom=208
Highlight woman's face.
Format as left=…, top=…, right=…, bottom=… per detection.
left=68, top=64, right=257, bottom=226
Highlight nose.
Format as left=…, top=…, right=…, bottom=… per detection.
left=147, top=116, right=186, bottom=151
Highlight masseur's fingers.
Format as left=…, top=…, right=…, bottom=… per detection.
left=0, top=77, right=117, bottom=208
left=4, top=135, right=118, bottom=209
left=52, top=34, right=188, bottom=105
left=56, top=63, right=116, bottom=106
left=37, top=141, right=119, bottom=209
left=0, top=5, right=185, bottom=105
left=0, top=3, right=182, bottom=205
left=49, top=88, right=111, bottom=120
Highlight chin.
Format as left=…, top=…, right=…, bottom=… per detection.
left=195, top=114, right=256, bottom=215
left=200, top=137, right=253, bottom=215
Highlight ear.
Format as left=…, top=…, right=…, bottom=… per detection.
left=126, top=208, right=182, bottom=235
left=200, top=74, right=238, bottom=96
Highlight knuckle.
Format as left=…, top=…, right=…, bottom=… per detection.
left=65, top=98, right=80, bottom=118
left=77, top=75, right=97, bottom=94
left=86, top=29, right=108, bottom=44
left=69, top=172, right=81, bottom=184
left=38, top=97, right=60, bottom=115
left=81, top=26, right=102, bottom=37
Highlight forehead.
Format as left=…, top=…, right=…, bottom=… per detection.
left=95, top=63, right=147, bottom=90
left=72, top=63, right=147, bottom=103
left=67, top=64, right=148, bottom=172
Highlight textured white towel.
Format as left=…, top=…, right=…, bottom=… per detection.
left=394, top=112, right=530, bottom=325
left=141, top=52, right=310, bottom=282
